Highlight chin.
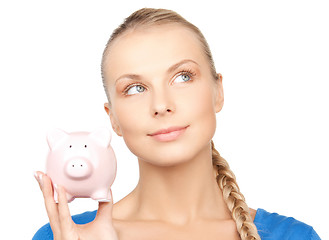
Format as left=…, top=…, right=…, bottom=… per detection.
left=141, top=155, right=193, bottom=167
left=140, top=139, right=210, bottom=167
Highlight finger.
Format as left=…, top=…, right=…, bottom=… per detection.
left=56, top=184, right=76, bottom=235
left=95, top=188, right=114, bottom=223
left=40, top=173, right=61, bottom=238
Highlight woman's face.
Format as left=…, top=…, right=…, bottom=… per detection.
left=103, top=24, right=224, bottom=166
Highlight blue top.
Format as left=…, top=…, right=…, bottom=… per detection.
left=33, top=208, right=321, bottom=239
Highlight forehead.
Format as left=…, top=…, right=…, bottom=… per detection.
left=103, top=24, right=207, bottom=82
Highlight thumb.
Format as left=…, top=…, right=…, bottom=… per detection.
left=95, top=189, right=114, bottom=223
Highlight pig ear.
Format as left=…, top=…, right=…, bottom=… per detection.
left=47, top=128, right=69, bottom=150
left=89, top=127, right=111, bottom=148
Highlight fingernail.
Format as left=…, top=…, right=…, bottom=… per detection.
left=34, top=172, right=43, bottom=188
left=33, top=171, right=38, bottom=181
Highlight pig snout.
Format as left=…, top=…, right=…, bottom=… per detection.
left=64, top=157, right=93, bottom=180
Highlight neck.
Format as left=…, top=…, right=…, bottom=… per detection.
left=130, top=142, right=232, bottom=226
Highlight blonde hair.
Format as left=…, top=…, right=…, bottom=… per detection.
left=101, top=8, right=260, bottom=240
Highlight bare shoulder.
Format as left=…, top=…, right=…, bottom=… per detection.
left=112, top=194, right=258, bottom=223
left=111, top=202, right=252, bottom=240
left=250, top=208, right=257, bottom=221
left=111, top=196, right=258, bottom=240
left=111, top=195, right=139, bottom=233
left=112, top=197, right=133, bottom=221
left=111, top=199, right=162, bottom=240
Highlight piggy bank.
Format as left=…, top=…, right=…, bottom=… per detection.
left=45, top=127, right=117, bottom=203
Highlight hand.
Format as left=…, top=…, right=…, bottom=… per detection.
left=34, top=171, right=119, bottom=240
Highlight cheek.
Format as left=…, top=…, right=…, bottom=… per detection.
left=112, top=98, right=153, bottom=155
left=182, top=84, right=217, bottom=138
left=183, top=84, right=216, bottom=119
left=113, top=101, right=146, bottom=134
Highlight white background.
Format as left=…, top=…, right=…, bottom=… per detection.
left=0, top=0, right=328, bottom=239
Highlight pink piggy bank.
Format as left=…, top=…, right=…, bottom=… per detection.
left=45, top=128, right=117, bottom=203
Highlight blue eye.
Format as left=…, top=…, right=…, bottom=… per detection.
left=125, top=84, right=146, bottom=95
left=173, top=72, right=193, bottom=83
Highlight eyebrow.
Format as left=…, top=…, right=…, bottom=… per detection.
left=115, top=59, right=199, bottom=85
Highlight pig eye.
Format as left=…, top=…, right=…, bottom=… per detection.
left=69, top=145, right=72, bottom=148
left=84, top=145, right=87, bottom=148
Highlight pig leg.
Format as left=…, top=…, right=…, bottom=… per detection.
left=91, top=188, right=111, bottom=202
left=66, top=192, right=75, bottom=203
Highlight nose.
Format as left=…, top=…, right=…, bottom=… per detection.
left=151, top=87, right=175, bottom=117
left=64, top=157, right=93, bottom=180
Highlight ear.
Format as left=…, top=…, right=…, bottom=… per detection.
left=214, top=73, right=224, bottom=113
left=47, top=128, right=69, bottom=150
left=104, top=102, right=123, bottom=137
left=89, top=127, right=111, bottom=148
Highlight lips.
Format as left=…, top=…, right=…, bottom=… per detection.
left=148, top=125, right=189, bottom=136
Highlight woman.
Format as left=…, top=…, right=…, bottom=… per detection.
left=33, top=8, right=320, bottom=240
